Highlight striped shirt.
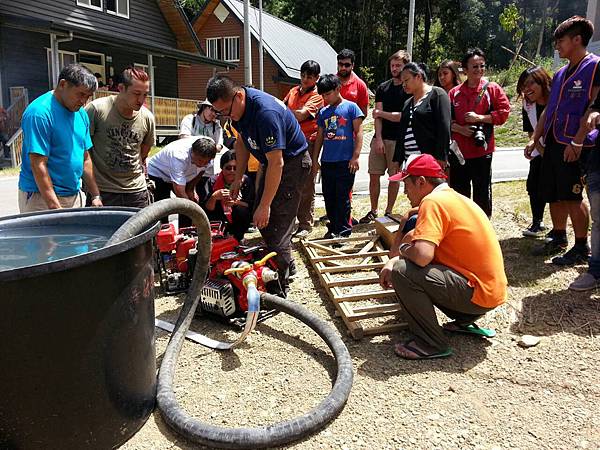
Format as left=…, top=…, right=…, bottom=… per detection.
left=403, top=90, right=433, bottom=157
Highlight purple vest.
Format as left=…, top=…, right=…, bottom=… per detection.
left=544, top=53, right=600, bottom=147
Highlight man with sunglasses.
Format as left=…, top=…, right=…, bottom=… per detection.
left=206, top=75, right=310, bottom=296
left=337, top=49, right=369, bottom=116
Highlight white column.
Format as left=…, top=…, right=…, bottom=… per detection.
left=148, top=53, right=155, bottom=113
left=243, top=0, right=252, bottom=85
left=407, top=0, right=415, bottom=57
left=259, top=0, right=264, bottom=90
left=50, top=34, right=60, bottom=87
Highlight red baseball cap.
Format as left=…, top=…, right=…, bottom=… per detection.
left=389, top=154, right=447, bottom=182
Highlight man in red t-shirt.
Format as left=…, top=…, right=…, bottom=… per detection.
left=284, top=60, right=324, bottom=238
left=337, top=48, right=369, bottom=116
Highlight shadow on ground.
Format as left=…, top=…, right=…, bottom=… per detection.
left=510, top=287, right=600, bottom=337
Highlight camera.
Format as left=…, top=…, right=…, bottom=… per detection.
left=472, top=124, right=487, bottom=148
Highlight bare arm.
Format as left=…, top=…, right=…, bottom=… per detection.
left=293, top=108, right=311, bottom=122
left=398, top=239, right=436, bottom=267
left=312, top=127, right=324, bottom=176
left=253, top=150, right=284, bottom=229
left=229, top=137, right=250, bottom=200
left=29, top=154, right=62, bottom=209
left=81, top=151, right=103, bottom=207
left=140, top=143, right=152, bottom=165
left=349, top=118, right=364, bottom=173
left=172, top=183, right=188, bottom=199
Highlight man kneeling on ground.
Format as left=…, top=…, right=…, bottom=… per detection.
left=379, top=154, right=507, bottom=360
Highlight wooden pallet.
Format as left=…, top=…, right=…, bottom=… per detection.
left=301, top=235, right=407, bottom=339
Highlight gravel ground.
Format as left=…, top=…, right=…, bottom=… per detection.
left=124, top=183, right=600, bottom=450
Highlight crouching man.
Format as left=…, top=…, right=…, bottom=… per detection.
left=379, top=154, right=507, bottom=360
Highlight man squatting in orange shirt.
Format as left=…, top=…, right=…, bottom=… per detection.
left=379, top=154, right=507, bottom=360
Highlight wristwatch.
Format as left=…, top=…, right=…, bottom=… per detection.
left=91, top=194, right=102, bottom=202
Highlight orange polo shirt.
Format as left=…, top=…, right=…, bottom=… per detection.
left=284, top=85, right=324, bottom=142
left=412, top=186, right=507, bottom=308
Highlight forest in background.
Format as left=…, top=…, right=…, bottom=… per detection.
left=182, top=0, right=589, bottom=86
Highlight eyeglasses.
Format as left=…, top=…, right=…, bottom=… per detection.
left=338, top=62, right=352, bottom=68
left=470, top=64, right=486, bottom=69
left=222, top=165, right=236, bottom=172
left=215, top=91, right=238, bottom=117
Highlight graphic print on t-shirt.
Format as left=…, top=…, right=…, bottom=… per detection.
left=105, top=122, right=143, bottom=172
left=324, top=115, right=348, bottom=140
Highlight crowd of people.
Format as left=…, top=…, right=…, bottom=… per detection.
left=14, top=15, right=600, bottom=360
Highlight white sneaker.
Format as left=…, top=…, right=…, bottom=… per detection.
left=569, top=273, right=600, bottom=291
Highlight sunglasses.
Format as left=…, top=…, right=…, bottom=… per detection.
left=470, top=64, right=486, bottom=69
left=338, top=62, right=352, bottom=68
left=222, top=165, right=236, bottom=171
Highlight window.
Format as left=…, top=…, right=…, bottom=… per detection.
left=77, top=0, right=102, bottom=11
left=223, top=36, right=240, bottom=62
left=46, top=50, right=78, bottom=88
left=106, top=0, right=129, bottom=18
left=206, top=38, right=222, bottom=60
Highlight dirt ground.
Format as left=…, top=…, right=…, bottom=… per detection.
left=123, top=181, right=600, bottom=450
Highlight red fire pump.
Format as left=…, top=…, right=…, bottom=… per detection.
left=155, top=222, right=280, bottom=325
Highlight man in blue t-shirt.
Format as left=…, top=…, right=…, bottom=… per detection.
left=207, top=75, right=310, bottom=295
left=18, top=64, right=103, bottom=213
left=314, top=74, right=365, bottom=238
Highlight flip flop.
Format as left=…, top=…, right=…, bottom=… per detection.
left=394, top=340, right=453, bottom=360
left=442, top=321, right=496, bottom=338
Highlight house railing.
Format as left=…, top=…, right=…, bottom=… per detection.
left=4, top=87, right=29, bottom=168
left=6, top=129, right=23, bottom=168
left=92, top=91, right=198, bottom=128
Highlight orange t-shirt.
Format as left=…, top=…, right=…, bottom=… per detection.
left=412, top=187, right=507, bottom=308
left=283, top=86, right=324, bottom=141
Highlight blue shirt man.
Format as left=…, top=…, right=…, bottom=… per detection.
left=18, top=63, right=102, bottom=213
left=317, top=100, right=364, bottom=162
left=207, top=77, right=310, bottom=295
left=235, top=87, right=307, bottom=163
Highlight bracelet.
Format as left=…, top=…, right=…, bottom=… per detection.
left=398, top=243, right=411, bottom=255
left=571, top=141, right=584, bottom=148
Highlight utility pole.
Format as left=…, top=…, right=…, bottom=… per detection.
left=259, top=0, right=264, bottom=90
left=243, top=0, right=252, bottom=85
left=407, top=0, right=415, bottom=57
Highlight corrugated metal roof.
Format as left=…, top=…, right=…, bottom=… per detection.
left=223, top=0, right=338, bottom=79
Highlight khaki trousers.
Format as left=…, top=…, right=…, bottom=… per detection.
left=18, top=190, right=84, bottom=213
left=391, top=258, right=492, bottom=351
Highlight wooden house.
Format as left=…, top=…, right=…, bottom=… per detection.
left=179, top=0, right=338, bottom=100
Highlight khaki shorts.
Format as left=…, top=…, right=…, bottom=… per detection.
left=18, top=190, right=84, bottom=213
left=368, top=139, right=399, bottom=176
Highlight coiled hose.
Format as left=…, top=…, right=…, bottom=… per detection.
left=106, top=198, right=354, bottom=449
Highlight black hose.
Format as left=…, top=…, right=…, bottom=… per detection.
left=107, top=198, right=354, bottom=449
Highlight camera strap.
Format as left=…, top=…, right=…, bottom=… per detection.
left=474, top=81, right=490, bottom=107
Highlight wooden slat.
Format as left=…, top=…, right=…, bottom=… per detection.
left=311, top=251, right=389, bottom=263
left=310, top=236, right=376, bottom=245
left=319, top=262, right=385, bottom=273
left=346, top=305, right=404, bottom=322
left=325, top=276, right=381, bottom=287
left=332, top=290, right=397, bottom=302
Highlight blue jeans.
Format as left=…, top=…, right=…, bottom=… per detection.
left=321, top=161, right=355, bottom=236
left=587, top=170, right=600, bottom=277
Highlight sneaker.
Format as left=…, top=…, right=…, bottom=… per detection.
left=551, top=245, right=590, bottom=266
left=351, top=217, right=359, bottom=226
left=569, top=272, right=600, bottom=291
left=531, top=238, right=568, bottom=257
left=321, top=231, right=338, bottom=240
left=522, top=222, right=546, bottom=238
left=359, top=210, right=377, bottom=224
left=294, top=228, right=310, bottom=239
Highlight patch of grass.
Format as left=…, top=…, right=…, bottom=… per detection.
left=0, top=167, right=20, bottom=177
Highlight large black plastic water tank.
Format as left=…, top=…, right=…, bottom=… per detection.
left=0, top=208, right=159, bottom=449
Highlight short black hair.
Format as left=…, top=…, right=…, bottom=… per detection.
left=317, top=74, right=341, bottom=95
left=462, top=48, right=486, bottom=69
left=206, top=75, right=238, bottom=103
left=554, top=16, right=594, bottom=46
left=402, top=62, right=429, bottom=83
left=300, top=60, right=321, bottom=77
left=191, top=136, right=217, bottom=159
left=219, top=149, right=236, bottom=169
left=337, top=49, right=355, bottom=64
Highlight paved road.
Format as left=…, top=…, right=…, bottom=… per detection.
left=0, top=146, right=529, bottom=218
